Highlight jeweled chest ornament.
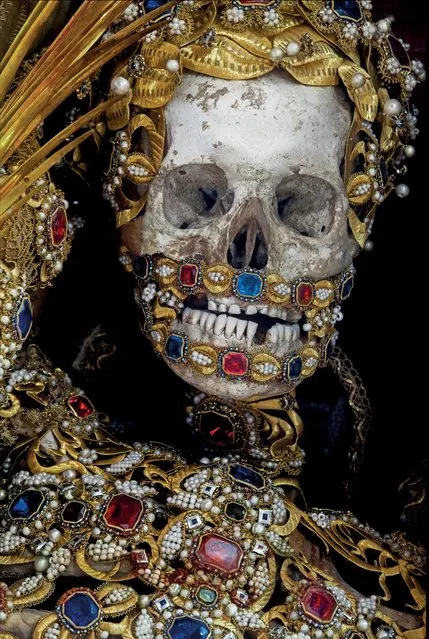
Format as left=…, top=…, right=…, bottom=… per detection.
left=124, top=252, right=352, bottom=386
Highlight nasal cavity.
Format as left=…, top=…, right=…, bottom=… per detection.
left=227, top=221, right=268, bottom=270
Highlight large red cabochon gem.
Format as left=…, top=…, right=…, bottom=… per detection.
left=302, top=585, right=337, bottom=623
left=51, top=206, right=68, bottom=246
left=195, top=533, right=243, bottom=574
left=179, top=264, right=198, bottom=287
left=297, top=282, right=314, bottom=306
left=103, top=494, right=144, bottom=531
left=222, top=352, right=248, bottom=376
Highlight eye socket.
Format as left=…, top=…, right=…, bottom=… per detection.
left=163, top=164, right=233, bottom=229
left=275, top=174, right=338, bottom=238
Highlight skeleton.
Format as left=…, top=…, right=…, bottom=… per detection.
left=122, top=70, right=358, bottom=400
left=1, top=72, right=420, bottom=639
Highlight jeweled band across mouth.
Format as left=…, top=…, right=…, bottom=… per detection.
left=125, top=253, right=353, bottom=385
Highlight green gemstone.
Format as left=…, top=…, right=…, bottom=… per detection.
left=197, top=586, right=218, bottom=606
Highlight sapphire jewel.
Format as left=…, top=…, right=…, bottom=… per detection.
left=165, top=334, right=186, bottom=361
left=284, top=355, right=302, bottom=381
left=332, top=0, right=362, bottom=20
left=9, top=489, right=44, bottom=520
left=16, top=297, right=32, bottom=340
left=168, top=615, right=210, bottom=639
left=235, top=272, right=263, bottom=299
left=340, top=276, right=354, bottom=300
left=61, top=590, right=101, bottom=632
left=229, top=464, right=264, bottom=489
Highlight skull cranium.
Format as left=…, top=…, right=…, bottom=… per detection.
left=122, top=70, right=357, bottom=400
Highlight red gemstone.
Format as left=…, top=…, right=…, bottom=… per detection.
left=131, top=549, right=149, bottom=568
left=103, top=494, right=144, bottom=532
left=200, top=412, right=235, bottom=447
left=195, top=533, right=243, bottom=574
left=51, top=206, right=68, bottom=246
left=296, top=282, right=314, bottom=306
left=179, top=264, right=198, bottom=287
left=67, top=395, right=94, bottom=419
left=222, top=352, right=249, bottom=376
left=302, top=585, right=337, bottom=623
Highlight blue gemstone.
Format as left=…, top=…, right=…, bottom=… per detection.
left=332, top=0, right=362, bottom=20
left=168, top=616, right=210, bottom=639
left=165, top=334, right=185, bottom=360
left=145, top=0, right=170, bottom=11
left=286, top=356, right=302, bottom=381
left=9, top=489, right=44, bottom=519
left=230, top=464, right=264, bottom=489
left=16, top=297, right=32, bottom=340
left=236, top=272, right=263, bottom=299
left=63, top=592, right=100, bottom=630
left=340, top=276, right=354, bottom=300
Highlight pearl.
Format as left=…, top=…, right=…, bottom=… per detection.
left=351, top=72, right=365, bottom=88
left=269, top=47, right=285, bottom=62
left=403, top=144, right=416, bottom=158
left=383, top=99, right=402, bottom=116
left=166, top=59, right=180, bottom=73
left=395, top=183, right=410, bottom=198
left=138, top=595, right=150, bottom=608
left=110, top=76, right=131, bottom=95
left=364, top=240, right=374, bottom=251
left=62, top=469, right=77, bottom=480
left=357, top=620, right=369, bottom=631
left=48, top=528, right=61, bottom=543
left=377, top=19, right=391, bottom=33
left=34, top=555, right=49, bottom=572
left=0, top=489, right=6, bottom=500
left=286, top=42, right=300, bottom=56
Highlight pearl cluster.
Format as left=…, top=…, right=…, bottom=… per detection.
left=106, top=450, right=143, bottom=475
left=208, top=272, right=226, bottom=283
left=254, top=362, right=279, bottom=376
left=273, top=283, right=291, bottom=297
left=104, top=585, right=135, bottom=606
left=87, top=535, right=129, bottom=563
left=46, top=547, right=72, bottom=581
left=226, top=7, right=244, bottom=24
left=134, top=609, right=154, bottom=639
left=14, top=574, right=44, bottom=598
left=155, top=264, right=174, bottom=277
left=191, top=350, right=213, bottom=367
left=264, top=9, right=279, bottom=27
left=169, top=17, right=187, bottom=36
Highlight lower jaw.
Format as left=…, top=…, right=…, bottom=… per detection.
left=149, top=318, right=337, bottom=390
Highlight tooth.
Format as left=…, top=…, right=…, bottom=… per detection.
left=236, top=319, right=247, bottom=340
left=245, top=305, right=257, bottom=315
left=189, top=310, right=201, bottom=325
left=208, top=300, right=217, bottom=311
left=276, top=324, right=284, bottom=341
left=199, top=311, right=209, bottom=329
left=229, top=304, right=241, bottom=315
left=205, top=313, right=216, bottom=331
left=268, top=307, right=278, bottom=318
left=291, top=324, right=300, bottom=340
left=246, top=321, right=258, bottom=346
left=283, top=325, right=291, bottom=344
left=219, top=303, right=227, bottom=312
left=267, top=326, right=278, bottom=343
left=225, top=317, right=238, bottom=338
left=214, top=314, right=227, bottom=335
left=259, top=306, right=269, bottom=315
left=182, top=307, right=191, bottom=323
left=281, top=309, right=288, bottom=321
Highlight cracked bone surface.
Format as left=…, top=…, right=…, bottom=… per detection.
left=122, top=70, right=358, bottom=400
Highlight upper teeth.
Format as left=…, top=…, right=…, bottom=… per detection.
left=205, top=300, right=291, bottom=321
left=181, top=307, right=301, bottom=348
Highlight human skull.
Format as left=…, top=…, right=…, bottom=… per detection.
left=122, top=70, right=358, bottom=401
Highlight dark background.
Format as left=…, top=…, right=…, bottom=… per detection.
left=35, top=1, right=428, bottom=542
